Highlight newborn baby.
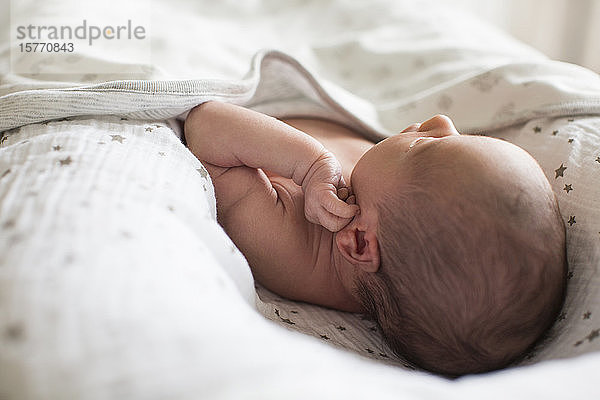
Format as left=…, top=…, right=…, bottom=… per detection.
left=184, top=101, right=567, bottom=376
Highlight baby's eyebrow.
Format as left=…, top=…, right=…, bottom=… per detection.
left=407, top=136, right=438, bottom=152
left=406, top=134, right=456, bottom=155
left=408, top=137, right=428, bottom=149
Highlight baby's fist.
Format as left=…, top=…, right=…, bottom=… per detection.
left=302, top=152, right=359, bottom=232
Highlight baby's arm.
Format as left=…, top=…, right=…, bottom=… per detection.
left=184, top=101, right=359, bottom=231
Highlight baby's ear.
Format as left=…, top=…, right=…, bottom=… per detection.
left=335, top=224, right=380, bottom=273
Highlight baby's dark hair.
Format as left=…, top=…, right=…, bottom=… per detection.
left=354, top=137, right=567, bottom=376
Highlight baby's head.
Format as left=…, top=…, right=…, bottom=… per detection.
left=338, top=115, right=567, bottom=376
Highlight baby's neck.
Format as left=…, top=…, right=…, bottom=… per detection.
left=311, top=225, right=365, bottom=313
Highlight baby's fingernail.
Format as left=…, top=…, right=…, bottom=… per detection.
left=337, top=187, right=349, bottom=200
left=347, top=194, right=356, bottom=204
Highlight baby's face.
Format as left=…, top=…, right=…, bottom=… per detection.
left=350, top=115, right=461, bottom=209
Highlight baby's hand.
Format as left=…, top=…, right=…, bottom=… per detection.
left=301, top=152, right=360, bottom=232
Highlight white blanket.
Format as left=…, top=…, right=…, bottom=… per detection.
left=3, top=1, right=600, bottom=135
left=2, top=0, right=600, bottom=398
left=3, top=48, right=600, bottom=137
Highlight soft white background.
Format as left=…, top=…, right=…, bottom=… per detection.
left=2, top=0, right=598, bottom=74
left=446, top=0, right=600, bottom=73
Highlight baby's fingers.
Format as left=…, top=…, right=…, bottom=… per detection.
left=318, top=208, right=355, bottom=232
left=323, top=193, right=360, bottom=219
left=337, top=187, right=349, bottom=201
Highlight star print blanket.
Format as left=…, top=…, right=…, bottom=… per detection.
left=2, top=0, right=600, bottom=398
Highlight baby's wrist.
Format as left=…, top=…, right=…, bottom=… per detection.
left=298, top=150, right=338, bottom=191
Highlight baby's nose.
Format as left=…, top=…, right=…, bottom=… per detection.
left=417, top=114, right=459, bottom=136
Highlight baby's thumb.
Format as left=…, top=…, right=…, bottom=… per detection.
left=325, top=195, right=360, bottom=219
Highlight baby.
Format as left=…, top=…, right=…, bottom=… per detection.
left=184, top=101, right=567, bottom=376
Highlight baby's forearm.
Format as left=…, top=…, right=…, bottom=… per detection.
left=184, top=101, right=329, bottom=186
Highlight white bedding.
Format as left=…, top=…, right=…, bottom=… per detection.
left=2, top=0, right=600, bottom=398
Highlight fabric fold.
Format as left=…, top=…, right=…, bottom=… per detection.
left=3, top=49, right=600, bottom=142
